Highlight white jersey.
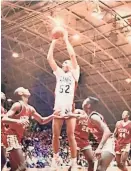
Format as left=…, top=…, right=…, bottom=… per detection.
left=53, top=66, right=80, bottom=114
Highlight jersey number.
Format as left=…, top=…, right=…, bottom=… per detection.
left=59, top=85, right=70, bottom=93
left=82, top=126, right=88, bottom=133
left=119, top=133, right=126, bottom=138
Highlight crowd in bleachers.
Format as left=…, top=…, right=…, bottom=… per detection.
left=22, top=128, right=90, bottom=168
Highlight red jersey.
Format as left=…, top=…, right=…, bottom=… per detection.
left=5, top=101, right=33, bottom=143
left=116, top=120, right=131, bottom=146
left=75, top=118, right=90, bottom=148
left=88, top=111, right=108, bottom=143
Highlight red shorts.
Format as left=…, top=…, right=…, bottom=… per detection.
left=115, top=143, right=130, bottom=154
left=3, top=134, right=21, bottom=152
left=75, top=136, right=91, bottom=151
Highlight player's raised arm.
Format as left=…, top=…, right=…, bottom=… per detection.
left=64, top=30, right=78, bottom=69
left=90, top=114, right=112, bottom=150
left=47, top=39, right=58, bottom=71
left=31, top=107, right=54, bottom=124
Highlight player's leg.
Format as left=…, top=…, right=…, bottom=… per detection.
left=96, top=151, right=114, bottom=171
left=1, top=146, right=6, bottom=170
left=116, top=153, right=124, bottom=170
left=66, top=117, right=77, bottom=167
left=9, top=149, right=26, bottom=171
left=52, top=118, right=64, bottom=167
left=120, top=151, right=129, bottom=171
left=52, top=118, right=64, bottom=155
left=83, top=148, right=94, bottom=171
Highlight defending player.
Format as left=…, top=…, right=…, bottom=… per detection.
left=74, top=109, right=94, bottom=171
left=82, top=96, right=115, bottom=171
left=2, top=87, right=57, bottom=171
left=47, top=29, right=80, bottom=170
left=114, top=110, right=131, bottom=171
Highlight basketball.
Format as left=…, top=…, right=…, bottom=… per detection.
left=51, top=26, right=65, bottom=39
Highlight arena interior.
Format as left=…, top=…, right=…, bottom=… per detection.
left=1, top=1, right=131, bottom=171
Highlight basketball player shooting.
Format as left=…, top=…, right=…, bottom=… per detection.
left=47, top=27, right=80, bottom=170
left=114, top=110, right=131, bottom=171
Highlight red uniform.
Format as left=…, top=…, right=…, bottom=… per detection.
left=115, top=120, right=131, bottom=154
left=3, top=101, right=33, bottom=151
left=87, top=111, right=115, bottom=155
left=75, top=118, right=90, bottom=149
left=87, top=111, right=107, bottom=142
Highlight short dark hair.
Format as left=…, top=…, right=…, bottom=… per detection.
left=82, top=96, right=99, bottom=108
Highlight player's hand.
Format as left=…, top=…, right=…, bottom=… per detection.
left=53, top=111, right=64, bottom=119
left=54, top=115, right=65, bottom=119
left=63, top=112, right=76, bottom=119
left=95, top=148, right=102, bottom=159
left=18, top=119, right=29, bottom=128
left=65, top=112, right=74, bottom=118
left=78, top=114, right=87, bottom=120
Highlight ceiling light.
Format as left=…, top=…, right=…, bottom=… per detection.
left=48, top=16, right=65, bottom=27
left=125, top=78, right=131, bottom=84
left=91, top=12, right=103, bottom=20
left=91, top=0, right=103, bottom=20
left=12, top=52, right=19, bottom=58
left=72, top=34, right=80, bottom=40
left=54, top=17, right=64, bottom=27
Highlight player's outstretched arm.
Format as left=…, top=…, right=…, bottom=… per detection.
left=64, top=30, right=78, bottom=69
left=91, top=115, right=111, bottom=150
left=66, top=109, right=87, bottom=119
left=47, top=39, right=58, bottom=71
left=32, top=108, right=54, bottom=124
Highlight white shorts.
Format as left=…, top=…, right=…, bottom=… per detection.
left=6, top=135, right=21, bottom=152
left=81, top=145, right=92, bottom=152
left=54, top=103, right=73, bottom=116
left=116, top=143, right=130, bottom=154
left=102, top=137, right=115, bottom=156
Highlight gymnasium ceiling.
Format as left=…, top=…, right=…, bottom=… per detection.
left=1, top=1, right=131, bottom=126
